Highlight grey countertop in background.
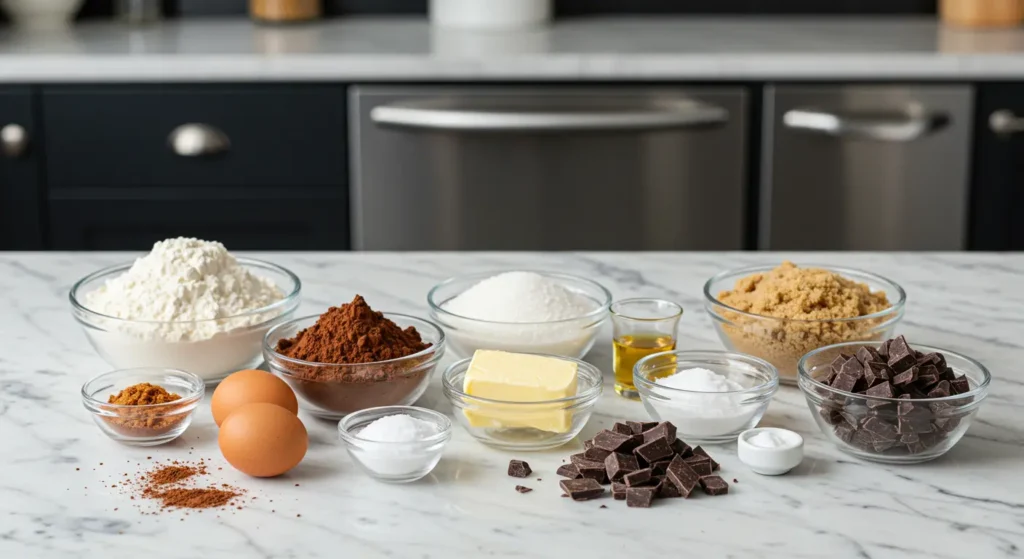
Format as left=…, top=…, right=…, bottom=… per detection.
left=5, top=16, right=1024, bottom=82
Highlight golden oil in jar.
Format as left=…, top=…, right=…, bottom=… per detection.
left=613, top=334, right=676, bottom=398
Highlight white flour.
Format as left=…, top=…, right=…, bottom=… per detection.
left=439, top=271, right=603, bottom=358
left=653, top=367, right=759, bottom=438
left=84, top=238, right=284, bottom=342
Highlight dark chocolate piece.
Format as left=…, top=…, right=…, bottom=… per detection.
left=651, top=459, right=672, bottom=475
left=577, top=461, right=609, bottom=484
left=898, top=416, right=933, bottom=435
left=657, top=476, right=681, bottom=498
left=933, top=416, right=961, bottom=432
left=691, top=446, right=720, bottom=471
left=899, top=432, right=920, bottom=445
left=905, top=439, right=928, bottom=454
left=897, top=394, right=915, bottom=415
left=877, top=340, right=890, bottom=360
left=838, top=410, right=860, bottom=429
left=872, top=438, right=899, bottom=453
left=832, top=373, right=859, bottom=393
left=604, top=452, right=639, bottom=482
left=839, top=358, right=865, bottom=380
left=684, top=455, right=713, bottom=477
left=515, top=485, right=532, bottom=493
left=583, top=447, right=613, bottom=462
left=863, top=362, right=892, bottom=387
left=642, top=422, right=677, bottom=444
left=892, top=368, right=918, bottom=387
left=624, top=467, right=654, bottom=487
left=612, top=423, right=633, bottom=435
left=699, top=475, right=729, bottom=496
left=583, top=439, right=594, bottom=450
left=570, top=453, right=589, bottom=466
left=887, top=336, right=916, bottom=372
left=862, top=417, right=898, bottom=440
left=950, top=376, right=970, bottom=395
left=665, top=460, right=701, bottom=498
left=916, top=370, right=940, bottom=389
left=820, top=407, right=842, bottom=425
left=834, top=423, right=855, bottom=443
left=939, top=367, right=957, bottom=382
left=634, top=438, right=673, bottom=465
left=864, top=381, right=895, bottom=407
left=626, top=487, right=656, bottom=508
left=592, top=430, right=634, bottom=452
left=855, top=346, right=880, bottom=366
left=926, top=380, right=951, bottom=399
left=829, top=355, right=849, bottom=375
left=559, top=478, right=604, bottom=501
left=626, top=421, right=645, bottom=435
left=851, top=429, right=875, bottom=450
left=508, top=460, right=532, bottom=478
left=670, top=439, right=692, bottom=458
left=556, top=464, right=582, bottom=479
left=612, top=482, right=626, bottom=500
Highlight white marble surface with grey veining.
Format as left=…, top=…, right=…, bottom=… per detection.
left=6, top=17, right=1024, bottom=81
left=0, top=252, right=1022, bottom=559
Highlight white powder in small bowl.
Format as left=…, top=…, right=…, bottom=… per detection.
left=651, top=367, right=760, bottom=438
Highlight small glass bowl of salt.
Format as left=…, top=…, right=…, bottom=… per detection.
left=634, top=350, right=779, bottom=444
left=337, top=406, right=452, bottom=483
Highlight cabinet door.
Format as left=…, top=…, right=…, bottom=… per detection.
left=0, top=87, right=43, bottom=249
left=971, top=84, right=1024, bottom=250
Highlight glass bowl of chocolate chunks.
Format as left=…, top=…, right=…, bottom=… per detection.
left=798, top=336, right=990, bottom=464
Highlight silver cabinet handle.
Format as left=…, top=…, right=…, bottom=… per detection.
left=370, top=97, right=728, bottom=132
left=783, top=108, right=949, bottom=142
left=1, top=123, right=29, bottom=158
left=989, top=109, right=1024, bottom=136
left=168, top=123, right=231, bottom=157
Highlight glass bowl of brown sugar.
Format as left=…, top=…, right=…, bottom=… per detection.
left=81, top=368, right=204, bottom=446
left=263, top=301, right=446, bottom=420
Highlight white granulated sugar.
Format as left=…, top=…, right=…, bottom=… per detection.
left=655, top=367, right=744, bottom=393
left=442, top=271, right=595, bottom=322
left=358, top=414, right=439, bottom=442
left=84, top=237, right=284, bottom=342
left=654, top=367, right=758, bottom=438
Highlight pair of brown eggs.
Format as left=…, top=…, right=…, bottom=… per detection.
left=211, top=370, right=308, bottom=478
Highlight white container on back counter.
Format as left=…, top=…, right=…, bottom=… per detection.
left=429, top=0, right=551, bottom=30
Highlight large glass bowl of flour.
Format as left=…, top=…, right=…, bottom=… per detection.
left=70, top=243, right=301, bottom=383
left=427, top=271, right=611, bottom=359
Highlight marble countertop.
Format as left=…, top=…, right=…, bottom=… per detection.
left=6, top=17, right=1024, bottom=81
left=1, top=252, right=1022, bottom=558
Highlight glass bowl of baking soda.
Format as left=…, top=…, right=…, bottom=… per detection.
left=634, top=350, right=779, bottom=444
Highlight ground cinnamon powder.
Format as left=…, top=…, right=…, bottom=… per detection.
left=111, top=459, right=245, bottom=513
left=108, top=383, right=181, bottom=406
left=276, top=295, right=430, bottom=364
left=104, top=383, right=188, bottom=436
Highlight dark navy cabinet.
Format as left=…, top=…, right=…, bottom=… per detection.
left=0, top=87, right=44, bottom=249
left=971, top=84, right=1024, bottom=250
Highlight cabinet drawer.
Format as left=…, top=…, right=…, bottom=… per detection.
left=43, top=86, right=346, bottom=188
left=0, top=87, right=44, bottom=249
left=48, top=193, right=349, bottom=250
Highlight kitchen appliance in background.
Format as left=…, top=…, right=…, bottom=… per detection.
left=760, top=85, right=973, bottom=250
left=351, top=87, right=749, bottom=251
left=430, top=0, right=551, bottom=30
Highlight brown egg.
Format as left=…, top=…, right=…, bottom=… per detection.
left=211, top=369, right=298, bottom=426
left=218, top=403, right=308, bottom=477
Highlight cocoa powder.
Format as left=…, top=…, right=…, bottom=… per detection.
left=276, top=295, right=430, bottom=364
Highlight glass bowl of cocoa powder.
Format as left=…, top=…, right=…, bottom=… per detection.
left=704, top=262, right=906, bottom=385
left=81, top=368, right=204, bottom=446
left=263, top=296, right=446, bottom=420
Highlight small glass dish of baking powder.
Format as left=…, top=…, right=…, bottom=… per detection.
left=337, top=406, right=452, bottom=483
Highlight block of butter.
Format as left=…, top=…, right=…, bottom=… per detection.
left=462, top=350, right=579, bottom=434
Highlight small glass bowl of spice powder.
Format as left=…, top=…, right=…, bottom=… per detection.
left=704, top=262, right=905, bottom=384
left=81, top=368, right=204, bottom=445
left=263, top=295, right=445, bottom=420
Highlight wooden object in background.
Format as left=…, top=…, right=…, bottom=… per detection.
left=940, top=0, right=1024, bottom=27
left=250, top=0, right=321, bottom=22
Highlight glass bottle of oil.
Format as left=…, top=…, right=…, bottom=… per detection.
left=609, top=299, right=683, bottom=399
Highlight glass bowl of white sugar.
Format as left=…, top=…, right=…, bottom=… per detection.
left=70, top=251, right=301, bottom=383
left=427, top=271, right=612, bottom=359
left=634, top=350, right=779, bottom=444
left=338, top=405, right=452, bottom=483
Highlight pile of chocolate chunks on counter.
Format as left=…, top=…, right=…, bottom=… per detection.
left=818, top=335, right=974, bottom=456
left=557, top=420, right=728, bottom=508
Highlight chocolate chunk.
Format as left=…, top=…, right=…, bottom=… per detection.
left=887, top=336, right=916, bottom=372
left=917, top=364, right=940, bottom=382
left=917, top=352, right=943, bottom=368
left=905, top=439, right=928, bottom=454
left=592, top=430, right=634, bottom=452
left=683, top=456, right=713, bottom=477
left=691, top=446, right=720, bottom=471
left=851, top=429, right=875, bottom=450
left=634, top=438, right=673, bottom=465
left=612, top=482, right=626, bottom=500
left=699, top=475, right=729, bottom=496
left=626, top=487, right=656, bottom=508
left=570, top=453, right=591, bottom=466
left=950, top=376, right=970, bottom=395
left=929, top=400, right=952, bottom=414
left=583, top=439, right=594, bottom=450
left=872, top=438, right=899, bottom=453
left=933, top=416, right=961, bottom=432
left=926, top=380, right=951, bottom=399
left=864, top=381, right=895, bottom=407
left=577, top=461, right=609, bottom=484
left=916, top=371, right=940, bottom=389
left=508, top=460, right=532, bottom=478
left=832, top=373, right=859, bottom=393
left=939, top=367, right=957, bottom=382
left=839, top=358, right=865, bottom=381
left=829, top=355, right=849, bottom=375
left=626, top=421, right=645, bottom=435
left=642, top=422, right=677, bottom=444
left=863, top=362, right=892, bottom=387
left=834, top=423, right=855, bottom=443
left=624, top=467, right=653, bottom=487
left=584, top=447, right=613, bottom=462
left=666, top=459, right=701, bottom=497
left=559, top=478, right=605, bottom=501
left=897, top=394, right=915, bottom=415
left=651, top=459, right=672, bottom=475
left=898, top=416, right=933, bottom=435
left=838, top=410, right=860, bottom=429
left=612, top=423, right=633, bottom=435
left=900, top=432, right=920, bottom=445
left=670, top=439, right=692, bottom=458
left=892, top=368, right=918, bottom=387
left=856, top=346, right=880, bottom=366
left=556, top=464, right=582, bottom=479
left=657, top=476, right=681, bottom=498
left=604, top=452, right=639, bottom=482
left=820, top=407, right=842, bottom=425
left=862, top=417, right=898, bottom=440
left=515, top=485, right=532, bottom=493
left=877, top=341, right=890, bottom=360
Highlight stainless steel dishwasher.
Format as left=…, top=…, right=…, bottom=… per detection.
left=760, top=85, right=973, bottom=250
left=350, top=87, right=748, bottom=250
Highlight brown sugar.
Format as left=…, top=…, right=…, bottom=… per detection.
left=713, top=262, right=894, bottom=380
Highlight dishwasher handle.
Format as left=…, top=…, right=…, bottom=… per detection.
left=783, top=108, right=950, bottom=142
left=370, top=97, right=728, bottom=133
